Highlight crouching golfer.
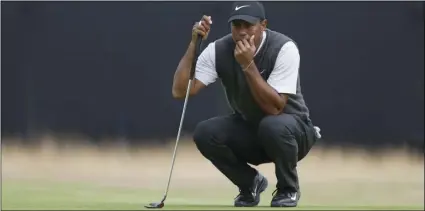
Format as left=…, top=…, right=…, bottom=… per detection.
left=172, top=1, right=321, bottom=207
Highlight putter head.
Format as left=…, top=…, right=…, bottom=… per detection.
left=145, top=202, right=164, bottom=209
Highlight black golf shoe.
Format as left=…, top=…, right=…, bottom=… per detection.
left=234, top=172, right=268, bottom=207
left=270, top=189, right=300, bottom=207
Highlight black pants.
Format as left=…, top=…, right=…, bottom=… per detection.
left=193, top=113, right=317, bottom=193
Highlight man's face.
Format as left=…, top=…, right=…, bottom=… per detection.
left=231, top=19, right=267, bottom=47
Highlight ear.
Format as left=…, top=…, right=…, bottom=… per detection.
left=261, top=19, right=268, bottom=30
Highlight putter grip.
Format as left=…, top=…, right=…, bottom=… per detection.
left=189, top=35, right=203, bottom=80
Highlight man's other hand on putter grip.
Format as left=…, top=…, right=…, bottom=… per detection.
left=172, top=1, right=321, bottom=208
left=172, top=15, right=212, bottom=99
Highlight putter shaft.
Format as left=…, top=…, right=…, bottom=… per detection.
left=160, top=79, right=194, bottom=202
left=147, top=33, right=202, bottom=209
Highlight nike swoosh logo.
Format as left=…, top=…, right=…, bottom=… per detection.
left=290, top=193, right=297, bottom=201
left=235, top=5, right=250, bottom=10
left=260, top=69, right=266, bottom=74
left=252, top=185, right=258, bottom=197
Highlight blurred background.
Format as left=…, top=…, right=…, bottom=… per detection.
left=1, top=1, right=424, bottom=209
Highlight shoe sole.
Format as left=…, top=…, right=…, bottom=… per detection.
left=270, top=201, right=298, bottom=207
left=234, top=176, right=268, bottom=207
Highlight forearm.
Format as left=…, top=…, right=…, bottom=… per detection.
left=172, top=41, right=198, bottom=98
left=243, top=64, right=285, bottom=115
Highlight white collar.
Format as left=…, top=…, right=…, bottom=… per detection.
left=254, top=31, right=267, bottom=57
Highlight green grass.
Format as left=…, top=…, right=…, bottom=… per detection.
left=2, top=179, right=423, bottom=210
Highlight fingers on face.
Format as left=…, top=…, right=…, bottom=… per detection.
left=249, top=35, right=255, bottom=45
left=235, top=43, right=241, bottom=55
left=237, top=41, right=246, bottom=52
left=242, top=39, right=251, bottom=48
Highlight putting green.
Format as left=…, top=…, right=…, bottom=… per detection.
left=2, top=141, right=424, bottom=210
left=2, top=180, right=423, bottom=210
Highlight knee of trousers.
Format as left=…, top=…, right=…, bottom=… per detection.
left=192, top=120, right=219, bottom=155
left=257, top=115, right=295, bottom=146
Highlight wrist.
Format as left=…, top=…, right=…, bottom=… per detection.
left=241, top=60, right=254, bottom=71
left=189, top=39, right=197, bottom=47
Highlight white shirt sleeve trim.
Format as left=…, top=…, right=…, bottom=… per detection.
left=194, top=42, right=217, bottom=86
left=267, top=41, right=300, bottom=95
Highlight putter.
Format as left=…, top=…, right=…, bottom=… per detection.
left=145, top=34, right=203, bottom=209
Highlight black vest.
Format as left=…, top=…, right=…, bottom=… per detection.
left=215, top=29, right=310, bottom=123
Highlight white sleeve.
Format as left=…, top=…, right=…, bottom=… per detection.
left=194, top=42, right=218, bottom=86
left=267, top=41, right=300, bottom=95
